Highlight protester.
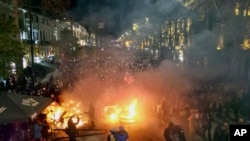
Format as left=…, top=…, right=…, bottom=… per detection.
left=201, top=111, right=212, bottom=141
left=41, top=118, right=50, bottom=141
left=33, top=119, right=42, bottom=141
left=85, top=102, right=95, bottom=129
left=231, top=96, right=241, bottom=121
left=2, top=123, right=15, bottom=141
left=216, top=97, right=224, bottom=117
left=110, top=126, right=129, bottom=141
left=21, top=122, right=29, bottom=141
left=67, top=115, right=80, bottom=141
left=107, top=128, right=117, bottom=141
left=174, top=125, right=186, bottom=141
left=164, top=122, right=185, bottom=141
left=213, top=121, right=229, bottom=141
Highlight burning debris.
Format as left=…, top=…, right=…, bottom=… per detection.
left=42, top=100, right=85, bottom=129
left=42, top=97, right=140, bottom=131
left=104, top=98, right=138, bottom=124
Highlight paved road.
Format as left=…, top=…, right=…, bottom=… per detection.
left=50, top=128, right=108, bottom=141
left=39, top=62, right=238, bottom=141
left=162, top=111, right=237, bottom=141
left=54, top=134, right=107, bottom=141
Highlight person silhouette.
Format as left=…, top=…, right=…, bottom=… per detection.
left=67, top=115, right=79, bottom=141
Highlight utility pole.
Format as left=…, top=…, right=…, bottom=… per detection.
left=28, top=0, right=35, bottom=87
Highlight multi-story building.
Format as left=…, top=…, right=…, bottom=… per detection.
left=119, top=15, right=192, bottom=70
left=184, top=0, right=250, bottom=81
left=118, top=1, right=250, bottom=82
left=0, top=1, right=96, bottom=69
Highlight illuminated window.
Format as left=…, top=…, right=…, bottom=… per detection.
left=241, top=39, right=250, bottom=50
left=217, top=35, right=224, bottom=50
left=133, top=23, right=138, bottom=31
left=235, top=2, right=240, bottom=16
left=248, top=7, right=250, bottom=16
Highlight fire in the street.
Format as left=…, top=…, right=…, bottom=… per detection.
left=43, top=101, right=85, bottom=129
left=104, top=98, right=138, bottom=123
left=43, top=98, right=139, bottom=129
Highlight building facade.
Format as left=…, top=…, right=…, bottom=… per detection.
left=0, top=1, right=96, bottom=68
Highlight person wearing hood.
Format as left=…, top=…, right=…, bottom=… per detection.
left=110, top=126, right=129, bottom=141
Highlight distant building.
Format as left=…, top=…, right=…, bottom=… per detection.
left=0, top=1, right=96, bottom=69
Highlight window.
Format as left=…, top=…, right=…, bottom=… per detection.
left=235, top=2, right=240, bottom=16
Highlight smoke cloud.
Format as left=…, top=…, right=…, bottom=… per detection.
left=69, top=0, right=185, bottom=37
left=57, top=46, right=193, bottom=140
left=58, top=0, right=240, bottom=140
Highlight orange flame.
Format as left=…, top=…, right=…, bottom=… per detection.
left=105, top=98, right=138, bottom=123
left=43, top=101, right=85, bottom=129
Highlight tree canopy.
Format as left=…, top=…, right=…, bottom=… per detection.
left=0, top=16, right=25, bottom=78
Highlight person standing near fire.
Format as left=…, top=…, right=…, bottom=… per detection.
left=85, top=102, right=95, bottom=129
left=41, top=118, right=50, bottom=141
left=67, top=115, right=79, bottom=141
left=109, top=126, right=129, bottom=141
left=164, top=122, right=186, bottom=141
left=33, top=118, right=42, bottom=141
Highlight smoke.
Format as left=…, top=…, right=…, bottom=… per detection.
left=60, top=0, right=236, bottom=139
left=58, top=46, right=193, bottom=140
left=69, top=0, right=186, bottom=37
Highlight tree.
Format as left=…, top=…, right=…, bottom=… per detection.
left=0, top=16, right=25, bottom=78
left=19, top=0, right=73, bottom=19
left=42, top=0, right=72, bottom=18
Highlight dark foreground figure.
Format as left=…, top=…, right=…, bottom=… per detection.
left=164, top=122, right=186, bottom=141
left=108, top=126, right=129, bottom=141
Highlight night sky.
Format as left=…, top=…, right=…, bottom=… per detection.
left=69, top=0, right=183, bottom=37
left=69, top=0, right=135, bottom=37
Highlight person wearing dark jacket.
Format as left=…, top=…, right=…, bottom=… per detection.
left=202, top=111, right=212, bottom=141
left=213, top=123, right=229, bottom=141
left=164, top=122, right=175, bottom=141
left=86, top=102, right=95, bottom=129
left=67, top=115, right=79, bottom=141
left=41, top=119, right=50, bottom=141
left=164, top=122, right=186, bottom=141
left=2, top=123, right=15, bottom=141
left=174, top=125, right=186, bottom=141
left=110, top=126, right=129, bottom=141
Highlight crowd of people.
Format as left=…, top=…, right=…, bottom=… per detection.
left=1, top=46, right=250, bottom=141
left=155, top=81, right=250, bottom=141
left=0, top=116, right=50, bottom=141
